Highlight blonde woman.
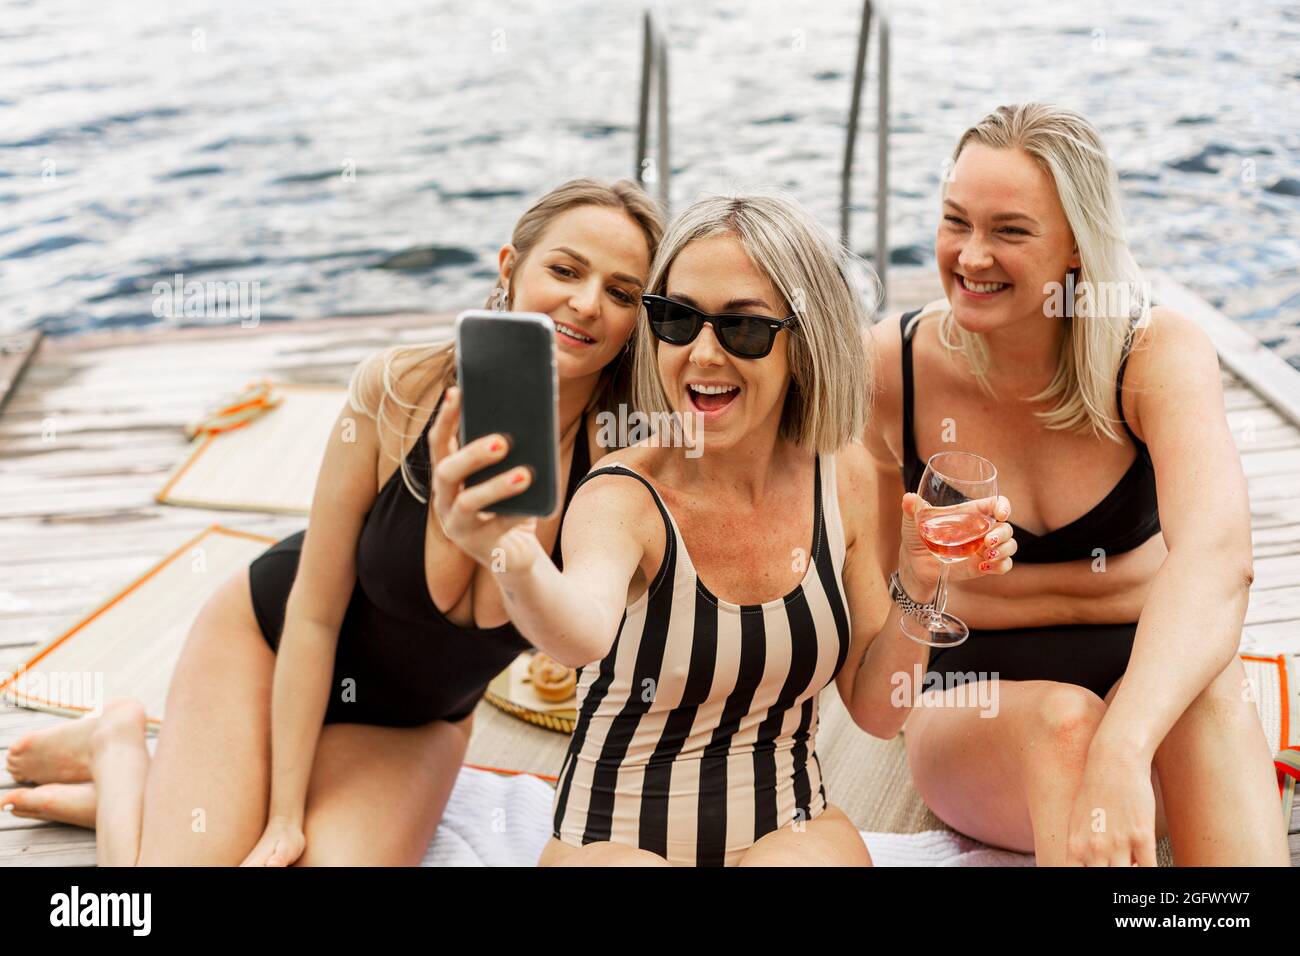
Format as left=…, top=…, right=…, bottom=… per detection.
left=2, top=178, right=663, bottom=866
left=430, top=193, right=1015, bottom=866
left=864, top=104, right=1289, bottom=866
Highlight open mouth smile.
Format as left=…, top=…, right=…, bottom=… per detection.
left=555, top=321, right=596, bottom=346
left=686, top=382, right=740, bottom=417
left=956, top=274, right=1012, bottom=298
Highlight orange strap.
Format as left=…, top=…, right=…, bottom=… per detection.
left=185, top=380, right=282, bottom=438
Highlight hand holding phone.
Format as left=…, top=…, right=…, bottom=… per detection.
left=454, top=310, right=560, bottom=517
left=427, top=386, right=545, bottom=574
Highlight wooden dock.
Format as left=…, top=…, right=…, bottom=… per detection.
left=2, top=269, right=1297, bottom=865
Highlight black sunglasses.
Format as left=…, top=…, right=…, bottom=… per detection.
left=641, top=294, right=796, bottom=359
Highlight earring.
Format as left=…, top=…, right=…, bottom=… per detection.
left=489, top=286, right=508, bottom=311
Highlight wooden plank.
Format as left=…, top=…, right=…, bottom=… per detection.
left=1240, top=448, right=1300, bottom=479
left=0, top=825, right=95, bottom=866
left=0, top=332, right=43, bottom=415
left=1240, top=620, right=1300, bottom=657
left=1226, top=404, right=1290, bottom=432
left=1246, top=586, right=1300, bottom=626
left=1249, top=553, right=1300, bottom=592
left=1246, top=474, right=1300, bottom=502
left=1151, top=270, right=1300, bottom=429
left=40, top=311, right=453, bottom=353
left=0, top=520, right=298, bottom=567
left=0, top=519, right=298, bottom=567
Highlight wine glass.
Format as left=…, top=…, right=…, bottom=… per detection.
left=899, top=451, right=998, bottom=648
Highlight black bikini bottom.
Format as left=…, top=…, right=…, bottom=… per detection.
left=923, top=622, right=1137, bottom=701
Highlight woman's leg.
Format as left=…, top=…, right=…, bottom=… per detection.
left=904, top=678, right=1169, bottom=866
left=292, top=713, right=475, bottom=867
left=538, top=837, right=673, bottom=867
left=1137, top=656, right=1290, bottom=865
left=133, top=570, right=277, bottom=865
left=90, top=699, right=151, bottom=865
left=7, top=570, right=273, bottom=864
left=736, top=804, right=872, bottom=866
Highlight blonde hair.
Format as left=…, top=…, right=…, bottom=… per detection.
left=349, top=177, right=664, bottom=502
left=632, top=192, right=876, bottom=454
left=926, top=103, right=1150, bottom=441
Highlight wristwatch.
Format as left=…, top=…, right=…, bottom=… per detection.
left=889, top=570, right=935, bottom=614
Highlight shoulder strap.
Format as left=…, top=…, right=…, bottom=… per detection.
left=569, top=464, right=677, bottom=595
left=572, top=463, right=670, bottom=524
left=551, top=412, right=592, bottom=565
left=899, top=310, right=923, bottom=466
left=1115, top=321, right=1148, bottom=454
left=425, top=387, right=447, bottom=436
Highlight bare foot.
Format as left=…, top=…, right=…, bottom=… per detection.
left=6, top=716, right=98, bottom=785
left=1, top=783, right=97, bottom=829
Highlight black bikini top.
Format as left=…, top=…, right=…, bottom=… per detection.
left=354, top=388, right=590, bottom=624
left=899, top=309, right=1161, bottom=564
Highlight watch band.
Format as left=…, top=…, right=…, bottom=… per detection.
left=889, top=570, right=935, bottom=614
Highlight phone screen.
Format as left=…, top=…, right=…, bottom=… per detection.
left=454, top=310, right=559, bottom=517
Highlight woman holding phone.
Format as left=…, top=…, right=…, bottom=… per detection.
left=2, top=178, right=663, bottom=866
left=430, top=192, right=1016, bottom=866
left=863, top=104, right=1288, bottom=865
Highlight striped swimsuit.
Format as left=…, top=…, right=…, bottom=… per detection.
left=551, top=453, right=852, bottom=866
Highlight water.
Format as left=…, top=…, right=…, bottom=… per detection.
left=2, top=0, right=1298, bottom=366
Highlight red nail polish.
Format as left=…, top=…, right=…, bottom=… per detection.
left=987, top=549, right=998, bottom=559
left=510, top=471, right=527, bottom=484
left=490, top=439, right=504, bottom=453
left=979, top=561, right=990, bottom=571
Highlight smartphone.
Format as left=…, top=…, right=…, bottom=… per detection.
left=454, top=310, right=559, bottom=517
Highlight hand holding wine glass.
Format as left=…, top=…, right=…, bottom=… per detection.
left=898, top=451, right=1015, bottom=647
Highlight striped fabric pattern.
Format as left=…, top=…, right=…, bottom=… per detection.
left=551, top=453, right=852, bottom=866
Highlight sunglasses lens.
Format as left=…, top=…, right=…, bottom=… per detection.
left=647, top=299, right=699, bottom=344
left=719, top=318, right=774, bottom=357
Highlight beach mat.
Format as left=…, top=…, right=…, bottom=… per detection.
left=0, top=525, right=278, bottom=727
left=157, top=383, right=347, bottom=514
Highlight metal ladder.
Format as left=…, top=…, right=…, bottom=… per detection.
left=634, top=1, right=892, bottom=300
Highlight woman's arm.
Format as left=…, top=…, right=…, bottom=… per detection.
left=834, top=448, right=923, bottom=738
left=263, top=368, right=388, bottom=831
left=427, top=388, right=650, bottom=668
left=497, top=474, right=652, bottom=667
left=1088, top=308, right=1253, bottom=762
left=834, top=444, right=1013, bottom=738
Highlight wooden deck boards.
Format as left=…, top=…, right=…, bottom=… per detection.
left=2, top=281, right=1298, bottom=866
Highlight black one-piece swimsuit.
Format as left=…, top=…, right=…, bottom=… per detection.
left=898, top=309, right=1162, bottom=701
left=247, top=391, right=590, bottom=727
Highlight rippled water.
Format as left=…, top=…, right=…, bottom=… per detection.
left=2, top=0, right=1298, bottom=366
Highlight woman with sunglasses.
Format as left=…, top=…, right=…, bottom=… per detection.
left=3, top=179, right=663, bottom=866
left=430, top=192, right=1014, bottom=865
left=863, top=104, right=1288, bottom=866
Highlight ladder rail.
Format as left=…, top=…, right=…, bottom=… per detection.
left=636, top=11, right=671, bottom=213
left=843, top=1, right=890, bottom=302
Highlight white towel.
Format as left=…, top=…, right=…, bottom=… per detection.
left=421, top=767, right=1035, bottom=867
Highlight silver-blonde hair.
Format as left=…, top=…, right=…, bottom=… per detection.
left=925, top=103, right=1150, bottom=441
left=349, top=178, right=664, bottom=502
left=632, top=192, right=876, bottom=454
